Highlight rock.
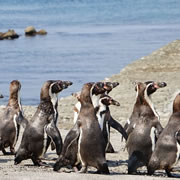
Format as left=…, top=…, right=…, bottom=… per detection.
left=0, top=30, right=19, bottom=40
left=36, top=29, right=47, bottom=35
left=0, top=93, right=3, bottom=98
left=25, top=26, right=37, bottom=36
left=0, top=32, right=3, bottom=40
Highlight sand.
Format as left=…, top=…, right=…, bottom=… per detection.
left=0, top=40, right=180, bottom=179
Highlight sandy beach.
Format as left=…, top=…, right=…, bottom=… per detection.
left=0, top=40, right=180, bottom=179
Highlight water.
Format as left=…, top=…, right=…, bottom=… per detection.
left=0, top=0, right=180, bottom=105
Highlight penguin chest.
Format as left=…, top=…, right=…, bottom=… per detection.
left=97, top=113, right=105, bottom=131
left=78, top=127, right=85, bottom=165
left=12, top=114, right=19, bottom=147
left=150, top=127, right=156, bottom=152
left=40, top=127, right=48, bottom=157
left=96, top=107, right=107, bottom=131
left=174, top=141, right=180, bottom=165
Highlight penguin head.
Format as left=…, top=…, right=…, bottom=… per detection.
left=9, top=80, right=21, bottom=95
left=100, top=94, right=120, bottom=107
left=135, top=81, right=167, bottom=96
left=8, top=80, right=21, bottom=103
left=80, top=82, right=109, bottom=104
left=173, top=93, right=180, bottom=113
left=145, top=81, right=167, bottom=96
left=40, top=80, right=73, bottom=101
left=91, top=82, right=107, bottom=95
left=103, top=82, right=119, bottom=94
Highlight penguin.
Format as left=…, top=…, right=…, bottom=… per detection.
left=125, top=81, right=166, bottom=136
left=148, top=92, right=180, bottom=177
left=53, top=82, right=111, bottom=173
left=73, top=82, right=119, bottom=124
left=0, top=80, right=24, bottom=155
left=14, top=80, right=72, bottom=166
left=73, top=82, right=127, bottom=153
left=95, top=94, right=122, bottom=152
left=125, top=81, right=166, bottom=174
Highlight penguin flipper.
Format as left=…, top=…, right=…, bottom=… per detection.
left=62, top=122, right=80, bottom=155
left=16, top=111, right=28, bottom=128
left=45, top=122, right=63, bottom=155
left=108, top=116, right=128, bottom=140
left=53, top=123, right=80, bottom=171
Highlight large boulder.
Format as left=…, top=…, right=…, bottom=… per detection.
left=24, top=26, right=37, bottom=36
left=36, top=29, right=47, bottom=35
left=0, top=30, right=19, bottom=40
left=25, top=26, right=47, bottom=36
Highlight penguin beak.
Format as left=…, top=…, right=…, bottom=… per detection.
left=154, top=82, right=167, bottom=89
left=66, top=81, right=73, bottom=86
left=61, top=81, right=73, bottom=89
left=112, top=82, right=119, bottom=88
left=110, top=99, right=120, bottom=106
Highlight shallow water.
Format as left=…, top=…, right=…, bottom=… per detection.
left=0, top=0, right=180, bottom=105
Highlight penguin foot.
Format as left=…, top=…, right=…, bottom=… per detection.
left=165, top=169, right=174, bottom=178
left=31, top=157, right=49, bottom=167
left=98, top=163, right=110, bottom=174
left=2, top=149, right=14, bottom=156
left=53, top=161, right=63, bottom=171
left=78, top=166, right=87, bottom=173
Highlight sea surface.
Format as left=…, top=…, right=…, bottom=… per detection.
left=0, top=0, right=180, bottom=105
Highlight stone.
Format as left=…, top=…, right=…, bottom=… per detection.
left=25, top=26, right=37, bottom=36
left=1, top=30, right=19, bottom=40
left=36, top=29, right=47, bottom=35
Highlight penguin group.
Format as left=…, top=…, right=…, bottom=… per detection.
left=0, top=79, right=180, bottom=177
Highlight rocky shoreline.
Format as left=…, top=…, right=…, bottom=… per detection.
left=54, top=39, right=180, bottom=129
left=0, top=40, right=180, bottom=179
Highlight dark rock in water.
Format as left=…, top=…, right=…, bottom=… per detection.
left=0, top=93, right=3, bottom=98
left=0, top=30, right=19, bottom=40
left=25, top=26, right=47, bottom=36
left=0, top=32, right=3, bottom=40
left=24, top=26, right=37, bottom=36
left=36, top=29, right=47, bottom=35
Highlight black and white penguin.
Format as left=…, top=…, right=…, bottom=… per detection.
left=0, top=80, right=24, bottom=155
left=95, top=94, right=122, bottom=152
left=148, top=92, right=180, bottom=177
left=126, top=81, right=166, bottom=174
left=54, top=82, right=111, bottom=173
left=14, top=80, right=72, bottom=166
left=73, top=82, right=127, bottom=153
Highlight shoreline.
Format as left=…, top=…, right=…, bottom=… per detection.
left=0, top=40, right=180, bottom=179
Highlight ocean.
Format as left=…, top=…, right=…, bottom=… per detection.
left=0, top=0, right=180, bottom=105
